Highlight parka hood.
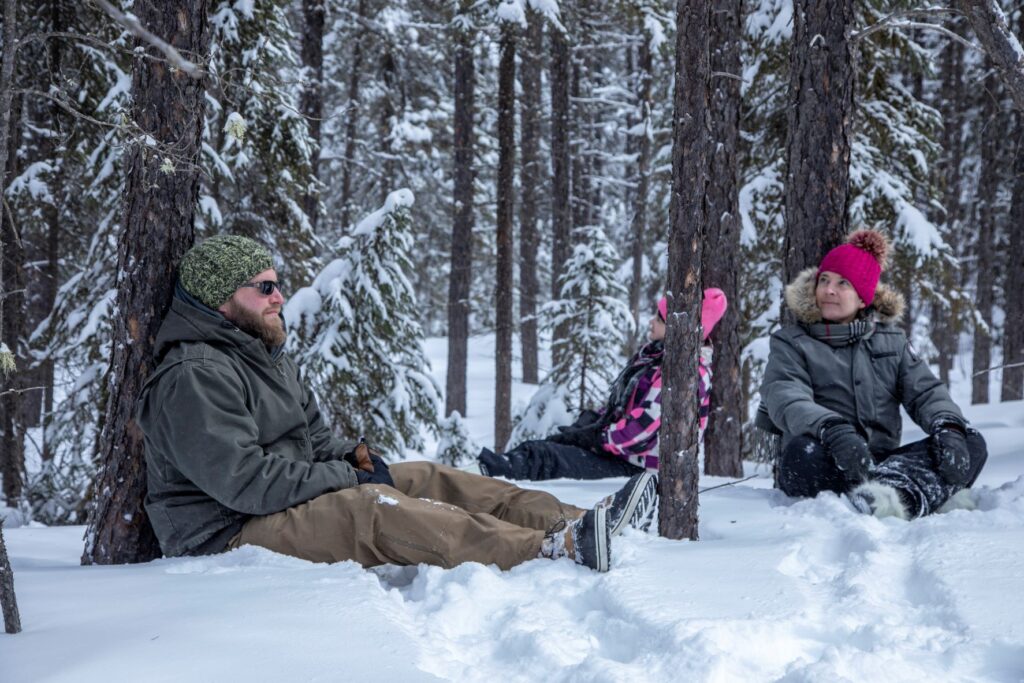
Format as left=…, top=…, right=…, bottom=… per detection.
left=153, top=285, right=274, bottom=363
left=784, top=267, right=905, bottom=326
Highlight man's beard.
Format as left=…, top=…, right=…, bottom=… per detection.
left=223, top=301, right=286, bottom=347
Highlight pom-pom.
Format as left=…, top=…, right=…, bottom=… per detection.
left=846, top=229, right=889, bottom=270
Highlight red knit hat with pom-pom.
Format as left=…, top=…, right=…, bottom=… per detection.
left=817, top=229, right=889, bottom=305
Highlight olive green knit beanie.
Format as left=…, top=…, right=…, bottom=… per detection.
left=179, top=235, right=274, bottom=309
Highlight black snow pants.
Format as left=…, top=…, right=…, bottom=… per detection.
left=501, top=439, right=644, bottom=481
left=776, top=430, right=988, bottom=517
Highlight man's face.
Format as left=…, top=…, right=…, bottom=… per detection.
left=218, top=268, right=286, bottom=346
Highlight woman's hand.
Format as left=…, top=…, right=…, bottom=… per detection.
left=819, top=419, right=872, bottom=483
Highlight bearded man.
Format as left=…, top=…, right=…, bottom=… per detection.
left=137, top=235, right=659, bottom=572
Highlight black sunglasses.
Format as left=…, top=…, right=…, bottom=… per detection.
left=239, top=280, right=282, bottom=296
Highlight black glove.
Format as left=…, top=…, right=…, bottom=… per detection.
left=355, top=454, right=394, bottom=487
left=930, top=422, right=971, bottom=486
left=819, top=419, right=872, bottom=483
left=548, top=422, right=605, bottom=451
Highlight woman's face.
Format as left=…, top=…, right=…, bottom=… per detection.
left=815, top=270, right=865, bottom=324
left=648, top=314, right=666, bottom=342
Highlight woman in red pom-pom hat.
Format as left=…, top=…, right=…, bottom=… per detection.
left=759, top=229, right=987, bottom=519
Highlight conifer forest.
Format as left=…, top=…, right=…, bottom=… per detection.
left=0, top=0, right=1022, bottom=562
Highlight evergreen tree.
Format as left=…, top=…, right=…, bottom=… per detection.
left=288, top=190, right=441, bottom=457
left=543, top=224, right=634, bottom=412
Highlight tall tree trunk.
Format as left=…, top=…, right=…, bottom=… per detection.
left=702, top=0, right=743, bottom=478
left=339, top=0, right=366, bottom=231
left=0, top=520, right=21, bottom=634
left=660, top=0, right=711, bottom=542
left=937, top=35, right=965, bottom=386
left=781, top=0, right=855, bottom=311
left=82, top=0, right=211, bottom=566
left=1004, top=102, right=1024, bottom=401
left=0, top=0, right=24, bottom=505
left=549, top=25, right=571, bottom=365
left=494, top=22, right=516, bottom=451
left=518, top=9, right=542, bottom=385
left=957, top=0, right=1024, bottom=113
left=972, top=81, right=999, bottom=404
left=299, top=0, right=325, bottom=234
left=377, top=49, right=398, bottom=205
left=629, top=33, right=652, bottom=333
left=445, top=1, right=475, bottom=418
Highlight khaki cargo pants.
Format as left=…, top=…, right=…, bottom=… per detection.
left=228, top=461, right=585, bottom=570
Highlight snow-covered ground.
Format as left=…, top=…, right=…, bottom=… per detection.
left=2, top=335, right=1023, bottom=682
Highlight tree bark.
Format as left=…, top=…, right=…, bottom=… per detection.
left=494, top=21, right=516, bottom=451
left=629, top=30, right=653, bottom=334
left=0, top=520, right=21, bottom=634
left=339, top=0, right=366, bottom=231
left=660, top=0, right=711, bottom=542
left=937, top=34, right=965, bottom=386
left=445, top=1, right=474, bottom=418
left=549, top=25, right=571, bottom=365
left=1004, top=105, right=1024, bottom=401
left=971, top=82, right=999, bottom=404
left=0, top=0, right=24, bottom=506
left=518, top=9, right=542, bottom=385
left=299, top=0, right=324, bottom=234
left=781, top=0, right=855, bottom=307
left=702, top=0, right=743, bottom=478
left=957, top=0, right=1024, bottom=113
left=83, top=0, right=211, bottom=565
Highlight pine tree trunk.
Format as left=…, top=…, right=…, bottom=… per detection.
left=702, top=0, right=743, bottom=478
left=494, top=22, right=516, bottom=451
left=936, top=36, right=965, bottom=386
left=339, top=0, right=366, bottom=231
left=0, top=520, right=21, bottom=634
left=972, top=83, right=999, bottom=404
left=660, top=0, right=711, bottom=542
left=82, top=0, right=211, bottom=566
left=571, top=50, right=589, bottom=237
left=0, top=0, right=24, bottom=506
left=378, top=50, right=397, bottom=205
left=957, top=0, right=1024, bottom=113
left=445, top=2, right=475, bottom=419
left=781, top=0, right=854, bottom=305
left=299, top=0, right=324, bottom=233
left=549, top=25, right=571, bottom=366
left=629, top=33, right=652, bottom=333
left=1004, top=108, right=1024, bottom=401
left=518, top=9, right=542, bottom=385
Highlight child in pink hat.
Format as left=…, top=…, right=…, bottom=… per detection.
left=479, top=288, right=728, bottom=480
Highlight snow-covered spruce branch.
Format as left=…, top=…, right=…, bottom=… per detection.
left=854, top=19, right=982, bottom=53
left=89, top=0, right=203, bottom=78
left=851, top=7, right=964, bottom=43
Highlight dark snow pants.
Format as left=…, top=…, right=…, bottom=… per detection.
left=776, top=430, right=988, bottom=517
left=501, top=440, right=644, bottom=481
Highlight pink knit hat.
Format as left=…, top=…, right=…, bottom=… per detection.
left=817, top=230, right=889, bottom=305
left=657, top=287, right=728, bottom=341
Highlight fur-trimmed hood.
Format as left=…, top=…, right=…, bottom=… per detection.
left=784, top=267, right=905, bottom=325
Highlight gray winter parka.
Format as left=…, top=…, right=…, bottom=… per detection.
left=760, top=268, right=964, bottom=456
left=137, top=293, right=358, bottom=558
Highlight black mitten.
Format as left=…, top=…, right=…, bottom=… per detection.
left=355, top=455, right=395, bottom=488
left=930, top=423, right=971, bottom=486
left=819, top=419, right=872, bottom=483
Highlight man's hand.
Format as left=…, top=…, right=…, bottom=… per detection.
left=931, top=423, right=971, bottom=486
left=819, top=419, right=872, bottom=483
left=355, top=455, right=394, bottom=488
